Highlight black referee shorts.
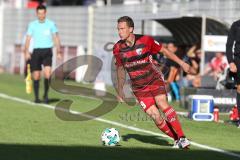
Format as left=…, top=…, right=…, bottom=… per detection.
left=234, top=56, right=240, bottom=85
left=30, top=48, right=53, bottom=72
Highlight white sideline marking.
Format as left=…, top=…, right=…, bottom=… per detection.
left=0, top=92, right=240, bottom=158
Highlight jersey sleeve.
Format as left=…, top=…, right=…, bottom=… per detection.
left=51, top=22, right=58, bottom=34
left=226, top=22, right=236, bottom=63
left=26, top=23, right=33, bottom=36
left=113, top=44, right=123, bottom=67
left=149, top=37, right=162, bottom=54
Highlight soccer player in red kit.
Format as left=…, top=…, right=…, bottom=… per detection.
left=113, top=16, right=192, bottom=149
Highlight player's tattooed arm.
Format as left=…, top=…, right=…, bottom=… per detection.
left=116, top=65, right=125, bottom=102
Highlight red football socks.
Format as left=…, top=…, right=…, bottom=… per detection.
left=163, top=106, right=185, bottom=139
left=156, top=119, right=178, bottom=140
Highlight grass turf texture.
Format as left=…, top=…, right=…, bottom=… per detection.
left=0, top=73, right=239, bottom=160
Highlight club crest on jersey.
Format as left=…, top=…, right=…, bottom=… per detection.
left=136, top=48, right=142, bottom=55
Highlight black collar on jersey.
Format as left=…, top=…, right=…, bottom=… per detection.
left=119, top=34, right=144, bottom=53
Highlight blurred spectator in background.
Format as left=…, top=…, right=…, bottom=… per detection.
left=204, top=52, right=228, bottom=80
left=189, top=49, right=201, bottom=74
left=166, top=43, right=183, bottom=101
left=186, top=51, right=228, bottom=89
left=177, top=46, right=201, bottom=88
left=190, top=49, right=201, bottom=87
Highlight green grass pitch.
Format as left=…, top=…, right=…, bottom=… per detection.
left=0, top=73, right=239, bottom=160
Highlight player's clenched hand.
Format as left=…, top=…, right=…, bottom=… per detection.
left=181, top=62, right=191, bottom=73
left=188, top=67, right=197, bottom=75
left=57, top=53, right=62, bottom=60
left=181, top=62, right=197, bottom=75
left=56, top=48, right=62, bottom=60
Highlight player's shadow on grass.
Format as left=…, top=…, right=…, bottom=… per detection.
left=0, top=143, right=239, bottom=160
left=122, top=134, right=171, bottom=147
left=47, top=98, right=61, bottom=104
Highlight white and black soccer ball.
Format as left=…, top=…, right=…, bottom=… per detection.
left=101, top=128, right=120, bottom=146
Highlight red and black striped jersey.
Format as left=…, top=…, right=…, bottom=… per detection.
left=113, top=34, right=163, bottom=89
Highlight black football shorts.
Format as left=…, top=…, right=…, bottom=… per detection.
left=30, top=48, right=53, bottom=72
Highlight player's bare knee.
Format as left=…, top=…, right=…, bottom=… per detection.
left=33, top=75, right=39, bottom=80
left=152, top=114, right=163, bottom=125
left=33, top=72, right=40, bottom=80
left=147, top=110, right=161, bottom=121
left=150, top=113, right=160, bottom=121
left=154, top=114, right=162, bottom=123
left=44, top=71, right=51, bottom=79
left=146, top=106, right=157, bottom=119
left=155, top=98, right=169, bottom=110
left=44, top=74, right=51, bottom=79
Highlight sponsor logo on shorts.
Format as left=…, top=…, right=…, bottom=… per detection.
left=140, top=101, right=146, bottom=110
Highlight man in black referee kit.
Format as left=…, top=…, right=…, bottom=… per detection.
left=24, top=4, right=62, bottom=103
left=226, top=19, right=240, bottom=128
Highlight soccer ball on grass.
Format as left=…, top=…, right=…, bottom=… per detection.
left=101, top=128, right=120, bottom=146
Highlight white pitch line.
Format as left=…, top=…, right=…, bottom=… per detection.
left=0, top=92, right=240, bottom=159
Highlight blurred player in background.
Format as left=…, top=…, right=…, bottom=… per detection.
left=113, top=16, right=195, bottom=148
left=166, top=43, right=182, bottom=102
left=226, top=19, right=240, bottom=128
left=24, top=4, right=62, bottom=103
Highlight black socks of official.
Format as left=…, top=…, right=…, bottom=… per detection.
left=43, top=78, right=49, bottom=98
left=33, top=80, right=40, bottom=103
left=43, top=78, right=49, bottom=103
left=33, top=79, right=49, bottom=104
